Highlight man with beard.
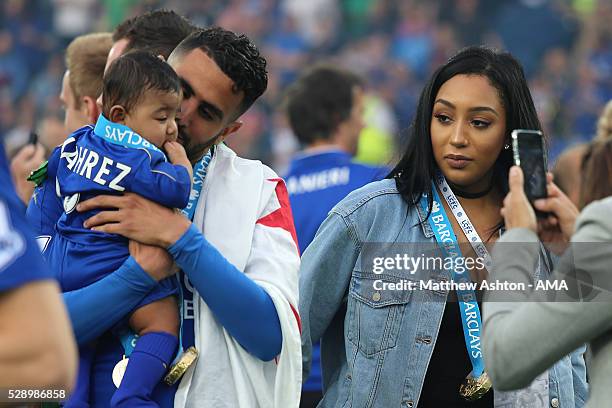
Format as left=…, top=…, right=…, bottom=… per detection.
left=28, top=23, right=301, bottom=408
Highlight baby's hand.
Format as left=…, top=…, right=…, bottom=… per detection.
left=164, top=141, right=193, bottom=180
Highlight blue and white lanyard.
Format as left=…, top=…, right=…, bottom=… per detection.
left=93, top=115, right=164, bottom=155
left=418, top=171, right=493, bottom=378
left=177, top=149, right=213, bottom=350
left=119, top=149, right=213, bottom=357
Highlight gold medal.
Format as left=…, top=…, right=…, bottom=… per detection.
left=163, top=347, right=199, bottom=386
left=459, top=372, right=492, bottom=401
left=112, top=355, right=129, bottom=388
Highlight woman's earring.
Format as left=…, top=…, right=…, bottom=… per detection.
left=504, top=143, right=510, bottom=150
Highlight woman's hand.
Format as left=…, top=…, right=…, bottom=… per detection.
left=533, top=174, right=579, bottom=254
left=501, top=166, right=537, bottom=232
left=533, top=177, right=579, bottom=241
left=128, top=240, right=177, bottom=281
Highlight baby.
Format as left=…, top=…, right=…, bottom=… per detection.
left=48, top=51, right=191, bottom=407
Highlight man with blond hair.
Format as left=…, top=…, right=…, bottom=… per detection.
left=62, top=32, right=113, bottom=133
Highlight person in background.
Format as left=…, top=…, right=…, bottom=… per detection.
left=283, top=64, right=387, bottom=407
left=106, top=9, right=197, bottom=73
left=552, top=144, right=588, bottom=207
left=552, top=100, right=612, bottom=207
left=0, top=140, right=77, bottom=391
left=61, top=33, right=113, bottom=134
left=10, top=32, right=112, bottom=205
left=483, top=137, right=612, bottom=407
left=594, top=100, right=612, bottom=142
left=284, top=64, right=388, bottom=254
left=10, top=140, right=45, bottom=204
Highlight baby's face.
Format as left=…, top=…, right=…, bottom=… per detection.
left=124, top=90, right=181, bottom=148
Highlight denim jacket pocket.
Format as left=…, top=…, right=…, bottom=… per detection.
left=347, top=272, right=413, bottom=357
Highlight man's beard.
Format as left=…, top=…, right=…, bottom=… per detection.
left=178, top=126, right=223, bottom=164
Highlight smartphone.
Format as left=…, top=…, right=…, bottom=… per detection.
left=28, top=131, right=38, bottom=145
left=511, top=129, right=548, bottom=205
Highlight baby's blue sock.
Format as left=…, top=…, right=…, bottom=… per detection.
left=110, top=332, right=178, bottom=408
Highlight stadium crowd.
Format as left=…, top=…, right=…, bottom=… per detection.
left=1, top=0, right=611, bottom=171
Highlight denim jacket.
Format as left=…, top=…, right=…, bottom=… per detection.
left=299, top=179, right=587, bottom=408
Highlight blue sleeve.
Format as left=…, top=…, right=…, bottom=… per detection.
left=63, top=256, right=157, bottom=345
left=0, top=181, right=53, bottom=291
left=26, top=148, right=63, bottom=252
left=129, top=153, right=191, bottom=209
left=168, top=224, right=282, bottom=361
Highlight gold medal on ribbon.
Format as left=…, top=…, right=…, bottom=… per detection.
left=459, top=371, right=492, bottom=401
left=163, top=347, right=199, bottom=386
left=112, top=355, right=129, bottom=388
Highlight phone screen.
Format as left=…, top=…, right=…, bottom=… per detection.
left=512, top=130, right=547, bottom=202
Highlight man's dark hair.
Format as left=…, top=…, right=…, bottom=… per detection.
left=170, top=27, right=268, bottom=119
left=113, top=9, right=197, bottom=59
left=102, top=51, right=181, bottom=116
left=284, top=64, right=364, bottom=146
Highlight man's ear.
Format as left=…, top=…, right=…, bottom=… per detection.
left=82, top=96, right=101, bottom=124
left=109, top=105, right=127, bottom=123
left=217, top=121, right=243, bottom=144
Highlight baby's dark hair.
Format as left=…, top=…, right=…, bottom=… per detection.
left=102, top=51, right=181, bottom=117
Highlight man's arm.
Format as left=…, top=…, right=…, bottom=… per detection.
left=168, top=224, right=283, bottom=360
left=0, top=281, right=77, bottom=389
left=0, top=184, right=76, bottom=389
left=63, top=256, right=157, bottom=344
left=483, top=199, right=612, bottom=391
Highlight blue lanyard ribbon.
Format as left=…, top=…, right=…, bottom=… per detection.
left=118, top=329, right=138, bottom=357
left=419, top=183, right=485, bottom=377
left=177, top=149, right=213, bottom=350
left=93, top=115, right=164, bottom=155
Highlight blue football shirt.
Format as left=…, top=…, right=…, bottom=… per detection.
left=0, top=142, right=52, bottom=291
left=284, top=149, right=388, bottom=392
left=285, top=149, right=388, bottom=254
left=46, top=118, right=190, bottom=292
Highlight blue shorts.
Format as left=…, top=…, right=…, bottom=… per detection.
left=48, top=233, right=177, bottom=311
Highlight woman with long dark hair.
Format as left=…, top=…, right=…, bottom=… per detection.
left=299, top=46, right=587, bottom=407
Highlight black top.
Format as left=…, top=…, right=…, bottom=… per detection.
left=418, top=300, right=494, bottom=408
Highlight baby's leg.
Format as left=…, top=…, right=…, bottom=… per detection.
left=110, top=297, right=179, bottom=408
